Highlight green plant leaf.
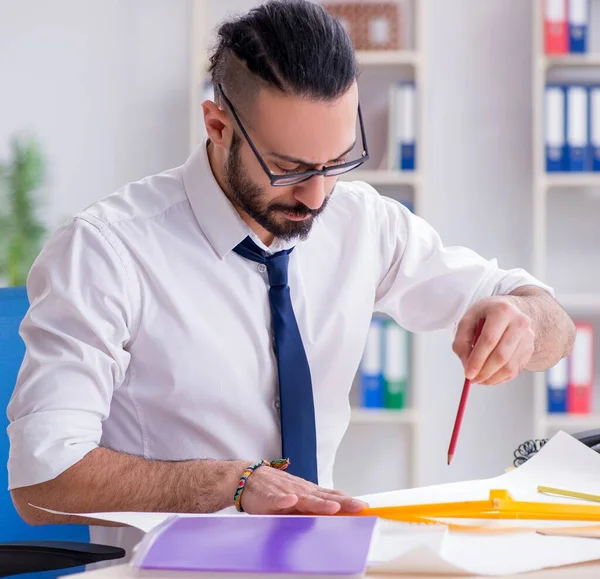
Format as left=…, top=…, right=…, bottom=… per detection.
left=0, top=135, right=47, bottom=286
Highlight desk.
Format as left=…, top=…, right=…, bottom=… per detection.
left=65, top=560, right=600, bottom=578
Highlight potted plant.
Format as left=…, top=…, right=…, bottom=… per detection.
left=0, top=136, right=47, bottom=287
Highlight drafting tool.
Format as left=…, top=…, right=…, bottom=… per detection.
left=355, top=489, right=600, bottom=523
left=538, top=485, right=600, bottom=504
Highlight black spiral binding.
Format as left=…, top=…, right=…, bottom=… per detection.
left=512, top=438, right=549, bottom=468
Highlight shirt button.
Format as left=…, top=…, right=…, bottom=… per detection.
left=273, top=398, right=281, bottom=410
left=257, top=264, right=267, bottom=273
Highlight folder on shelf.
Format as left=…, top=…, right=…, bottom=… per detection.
left=589, top=86, right=600, bottom=171
left=130, top=515, right=377, bottom=575
left=544, top=0, right=568, bottom=54
left=383, top=319, right=409, bottom=409
left=545, top=84, right=567, bottom=172
left=568, top=0, right=589, bottom=53
left=547, top=356, right=568, bottom=413
left=567, top=322, right=594, bottom=414
left=388, top=83, right=416, bottom=171
left=566, top=85, right=590, bottom=171
left=360, top=316, right=385, bottom=408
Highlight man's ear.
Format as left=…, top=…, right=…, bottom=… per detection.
left=202, top=99, right=233, bottom=149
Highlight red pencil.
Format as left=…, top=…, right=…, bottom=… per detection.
left=447, top=318, right=485, bottom=465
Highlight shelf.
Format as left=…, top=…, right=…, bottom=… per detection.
left=350, top=408, right=416, bottom=425
left=542, top=54, right=600, bottom=69
left=557, top=293, right=600, bottom=313
left=340, top=169, right=418, bottom=186
left=541, top=413, right=600, bottom=431
left=356, top=50, right=420, bottom=67
left=541, top=173, right=600, bottom=189
left=198, top=50, right=420, bottom=79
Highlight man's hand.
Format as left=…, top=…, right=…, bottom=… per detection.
left=452, top=296, right=535, bottom=386
left=240, top=465, right=368, bottom=515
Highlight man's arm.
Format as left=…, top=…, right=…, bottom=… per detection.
left=11, top=448, right=248, bottom=526
left=507, top=285, right=575, bottom=371
left=453, top=286, right=575, bottom=386
left=11, top=448, right=366, bottom=526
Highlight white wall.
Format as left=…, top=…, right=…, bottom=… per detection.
left=0, top=0, right=540, bottom=491
left=420, top=0, right=535, bottom=485
left=0, top=0, right=190, bottom=230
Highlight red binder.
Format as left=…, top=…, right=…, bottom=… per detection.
left=567, top=322, right=594, bottom=414
left=544, top=0, right=568, bottom=54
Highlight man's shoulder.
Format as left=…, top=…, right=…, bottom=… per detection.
left=76, top=165, right=189, bottom=230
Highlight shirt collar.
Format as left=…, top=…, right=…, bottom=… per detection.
left=182, top=139, right=297, bottom=258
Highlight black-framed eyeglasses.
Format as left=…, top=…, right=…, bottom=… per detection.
left=216, top=83, right=369, bottom=187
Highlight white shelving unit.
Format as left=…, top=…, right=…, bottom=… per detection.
left=350, top=407, right=417, bottom=425
left=189, top=0, right=426, bottom=491
left=532, top=0, right=600, bottom=439
left=356, top=50, right=421, bottom=67
left=340, top=169, right=420, bottom=186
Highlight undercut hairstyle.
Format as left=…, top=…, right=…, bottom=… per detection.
left=207, top=0, right=358, bottom=122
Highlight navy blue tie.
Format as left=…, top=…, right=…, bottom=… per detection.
left=233, top=236, right=318, bottom=484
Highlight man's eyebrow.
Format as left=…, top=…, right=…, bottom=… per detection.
left=267, top=141, right=356, bottom=166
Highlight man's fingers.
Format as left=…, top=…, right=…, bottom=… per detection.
left=242, top=490, right=298, bottom=513
left=295, top=494, right=342, bottom=514
left=480, top=339, right=533, bottom=385
left=472, top=324, right=522, bottom=384
left=314, top=491, right=367, bottom=512
left=452, top=314, right=480, bottom=366
left=480, top=367, right=513, bottom=386
left=269, top=492, right=299, bottom=510
left=315, top=486, right=369, bottom=507
left=315, top=486, right=347, bottom=496
left=465, top=313, right=509, bottom=380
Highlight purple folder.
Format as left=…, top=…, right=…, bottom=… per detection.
left=132, top=515, right=377, bottom=575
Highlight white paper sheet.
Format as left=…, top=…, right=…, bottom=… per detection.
left=28, top=507, right=242, bottom=533
left=32, top=431, right=600, bottom=576
left=363, top=430, right=600, bottom=575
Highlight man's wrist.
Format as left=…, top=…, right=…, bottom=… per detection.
left=190, top=459, right=251, bottom=511
left=225, top=460, right=254, bottom=507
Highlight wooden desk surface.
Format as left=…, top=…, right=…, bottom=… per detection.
left=66, top=560, right=600, bottom=578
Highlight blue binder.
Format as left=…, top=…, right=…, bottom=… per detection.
left=568, top=0, right=589, bottom=53
left=392, top=83, right=416, bottom=171
left=589, top=85, right=600, bottom=171
left=545, top=84, right=567, bottom=172
left=566, top=84, right=590, bottom=171
left=359, top=316, right=384, bottom=408
left=547, top=357, right=568, bottom=413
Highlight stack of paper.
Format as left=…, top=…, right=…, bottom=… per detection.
left=36, top=431, right=600, bottom=576
left=363, top=430, right=600, bottom=575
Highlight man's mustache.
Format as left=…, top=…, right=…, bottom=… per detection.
left=268, top=187, right=334, bottom=218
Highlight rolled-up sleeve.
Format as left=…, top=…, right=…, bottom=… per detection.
left=7, top=216, right=135, bottom=490
left=373, top=196, right=554, bottom=332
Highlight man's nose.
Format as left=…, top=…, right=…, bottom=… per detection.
left=293, top=175, right=327, bottom=211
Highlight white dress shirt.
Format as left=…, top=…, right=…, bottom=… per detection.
left=7, top=139, right=552, bottom=555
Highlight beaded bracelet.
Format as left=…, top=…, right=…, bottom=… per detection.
left=234, top=458, right=290, bottom=512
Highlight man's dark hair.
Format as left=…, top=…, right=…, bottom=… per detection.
left=207, top=0, right=357, bottom=119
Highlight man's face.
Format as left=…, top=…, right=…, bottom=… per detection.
left=224, top=82, right=359, bottom=241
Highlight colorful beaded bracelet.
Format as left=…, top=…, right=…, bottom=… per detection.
left=234, top=458, right=290, bottom=512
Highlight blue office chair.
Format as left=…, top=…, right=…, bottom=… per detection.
left=0, top=287, right=124, bottom=577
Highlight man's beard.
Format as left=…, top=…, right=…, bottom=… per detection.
left=224, top=133, right=331, bottom=241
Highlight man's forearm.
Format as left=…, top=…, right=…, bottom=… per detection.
left=11, top=447, right=248, bottom=526
left=508, top=285, right=576, bottom=371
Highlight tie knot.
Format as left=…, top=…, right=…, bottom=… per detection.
left=232, top=236, right=293, bottom=288
left=266, top=252, right=289, bottom=287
